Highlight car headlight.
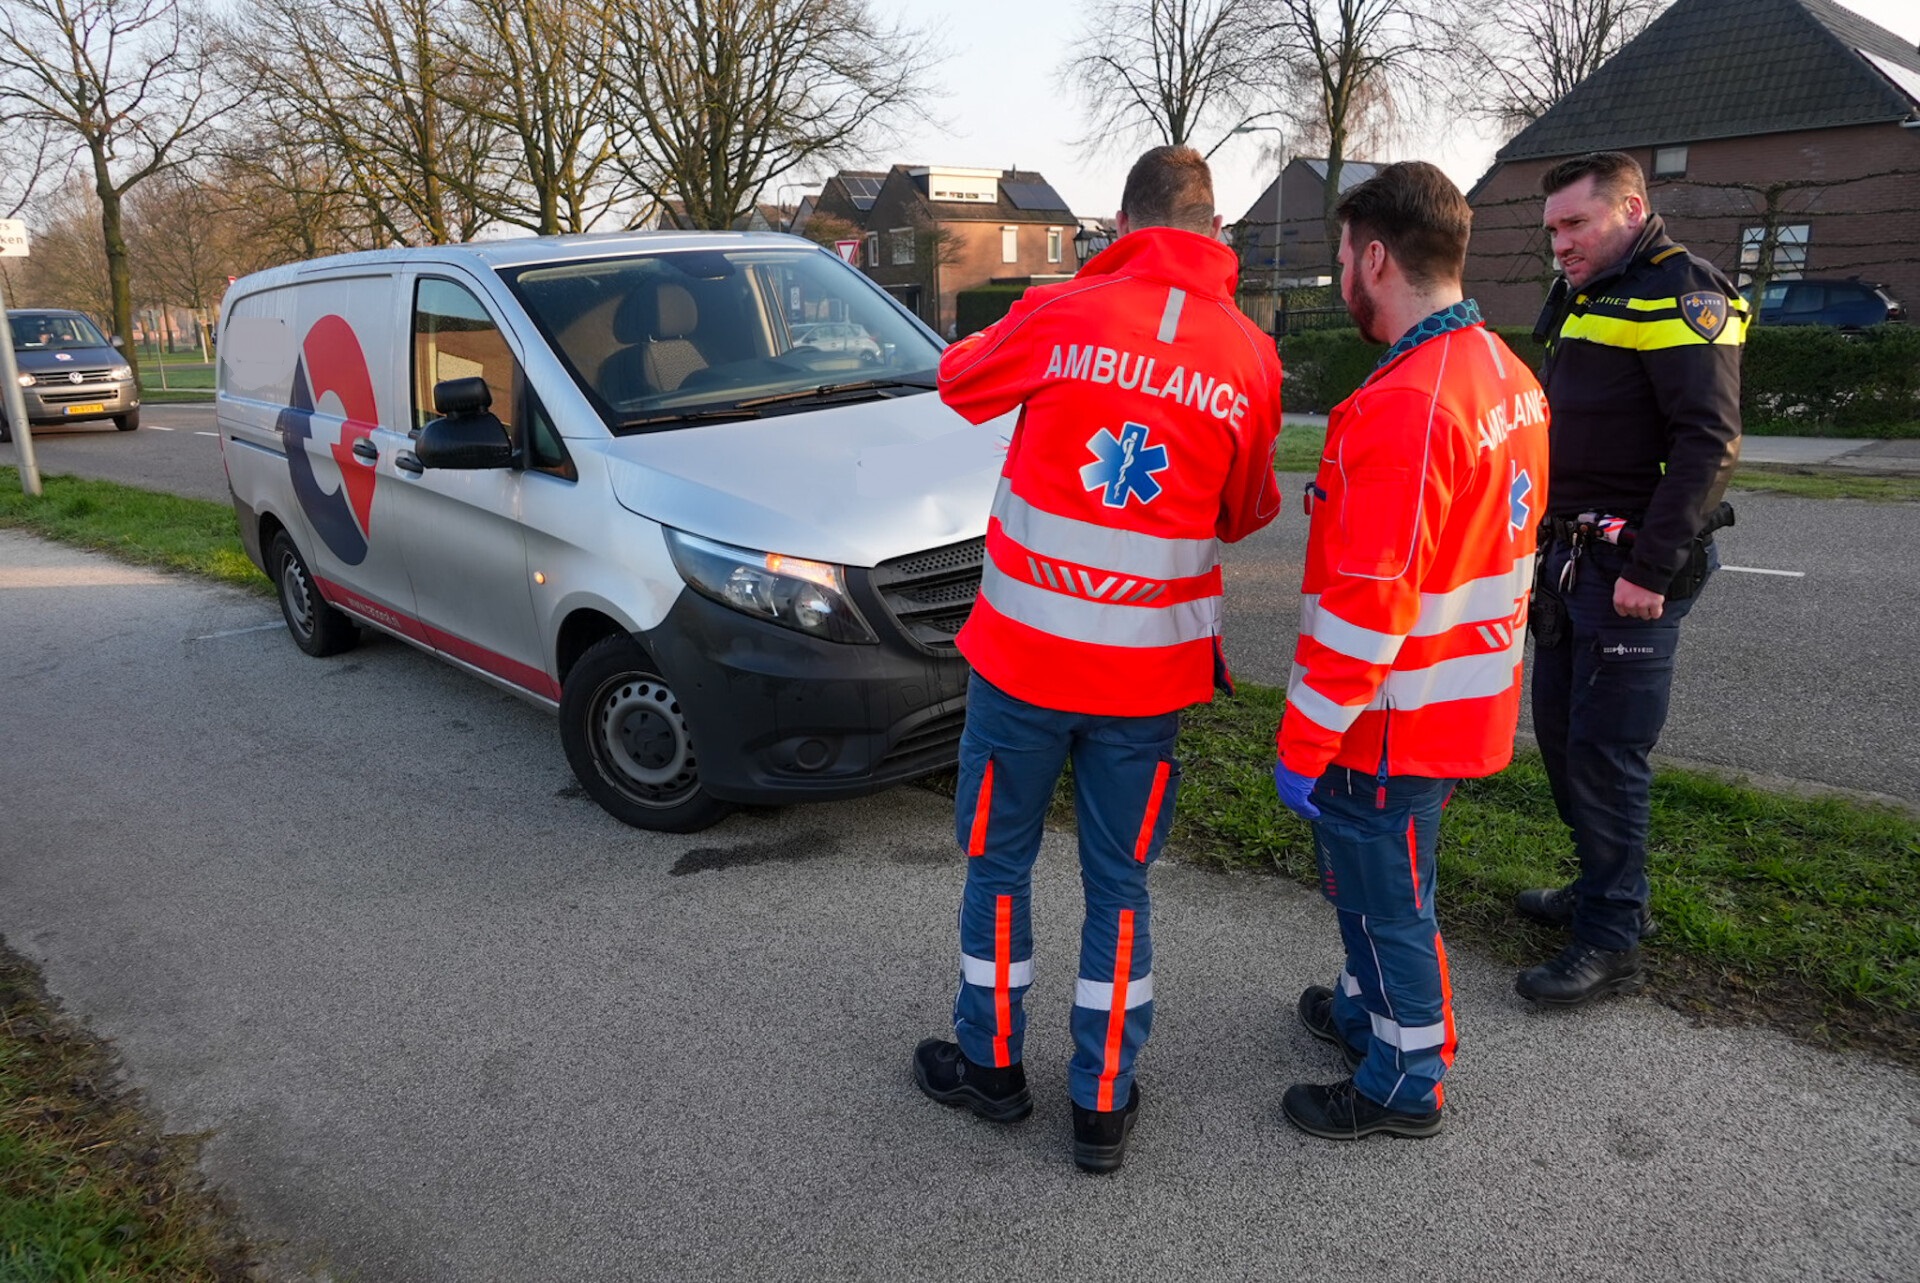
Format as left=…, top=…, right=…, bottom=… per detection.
left=15, top=373, right=33, bottom=387
left=110, top=364, right=133, bottom=380
left=665, top=528, right=877, bottom=644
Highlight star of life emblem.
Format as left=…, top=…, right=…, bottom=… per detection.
left=1509, top=463, right=1534, bottom=538
left=1081, top=422, right=1170, bottom=508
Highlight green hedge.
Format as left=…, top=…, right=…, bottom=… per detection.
left=955, top=285, right=1028, bottom=338
left=1278, top=323, right=1920, bottom=436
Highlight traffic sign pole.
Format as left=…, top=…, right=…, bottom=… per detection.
left=0, top=218, right=42, bottom=497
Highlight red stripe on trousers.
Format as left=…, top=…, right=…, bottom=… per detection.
left=1433, top=930, right=1458, bottom=1109
left=968, top=760, right=995, bottom=856
left=1407, top=817, right=1422, bottom=911
left=992, top=895, right=1013, bottom=1067
left=1096, top=909, right=1136, bottom=1111
left=1133, top=761, right=1171, bottom=862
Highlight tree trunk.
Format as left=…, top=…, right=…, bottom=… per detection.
left=92, top=145, right=139, bottom=387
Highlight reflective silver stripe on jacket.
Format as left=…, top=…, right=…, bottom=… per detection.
left=1298, top=554, right=1532, bottom=664
left=981, top=559, right=1220, bottom=648
left=1074, top=974, right=1155, bottom=1010
left=994, top=483, right=1220, bottom=582
left=961, top=953, right=1034, bottom=989
left=1371, top=1012, right=1448, bottom=1051
left=1287, top=628, right=1524, bottom=729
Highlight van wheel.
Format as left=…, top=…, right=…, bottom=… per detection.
left=560, top=636, right=731, bottom=833
left=114, top=410, right=140, bottom=431
left=269, top=530, right=359, bottom=657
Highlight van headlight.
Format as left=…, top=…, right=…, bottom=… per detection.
left=15, top=373, right=33, bottom=387
left=110, top=364, right=133, bottom=380
left=665, top=528, right=877, bottom=644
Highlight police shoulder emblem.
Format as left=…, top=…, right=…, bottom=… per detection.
left=1679, top=291, right=1728, bottom=341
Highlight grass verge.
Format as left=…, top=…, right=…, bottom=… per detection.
left=139, top=389, right=215, bottom=405
left=1, top=939, right=258, bottom=1280
left=0, top=469, right=268, bottom=596
left=1173, top=684, right=1920, bottom=1065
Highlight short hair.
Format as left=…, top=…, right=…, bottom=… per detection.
left=1334, top=161, right=1472, bottom=289
left=1541, top=151, right=1648, bottom=202
left=1121, top=146, right=1216, bottom=234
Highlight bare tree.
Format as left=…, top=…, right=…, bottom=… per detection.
left=0, top=0, right=240, bottom=382
left=1062, top=0, right=1284, bottom=157
left=1268, top=0, right=1449, bottom=288
left=1462, top=0, right=1667, bottom=131
left=7, top=179, right=114, bottom=318
left=439, top=0, right=631, bottom=233
left=607, top=0, right=940, bottom=231
left=212, top=126, right=378, bottom=266
left=233, top=0, right=504, bottom=245
left=126, top=167, right=241, bottom=352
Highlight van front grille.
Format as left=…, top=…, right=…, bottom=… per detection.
left=870, top=536, right=984, bottom=653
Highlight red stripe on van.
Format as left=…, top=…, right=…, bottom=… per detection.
left=314, top=575, right=562, bottom=701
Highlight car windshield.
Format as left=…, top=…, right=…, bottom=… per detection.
left=10, top=313, right=110, bottom=351
left=499, top=245, right=944, bottom=432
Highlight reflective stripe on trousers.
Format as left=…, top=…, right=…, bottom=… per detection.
left=951, top=676, right=1178, bottom=1110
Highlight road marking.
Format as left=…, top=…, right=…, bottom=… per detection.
left=194, top=431, right=218, bottom=438
left=1721, top=565, right=1805, bottom=578
left=191, top=621, right=284, bottom=641
left=148, top=425, right=175, bottom=431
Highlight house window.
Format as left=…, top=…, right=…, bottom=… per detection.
left=864, top=232, right=880, bottom=267
left=890, top=228, right=914, bottom=265
left=1739, top=223, right=1810, bottom=281
left=1653, top=146, right=1688, bottom=178
left=1001, top=225, right=1018, bottom=263
left=1047, top=227, right=1063, bottom=264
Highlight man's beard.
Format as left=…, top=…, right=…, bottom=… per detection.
left=1346, top=273, right=1384, bottom=345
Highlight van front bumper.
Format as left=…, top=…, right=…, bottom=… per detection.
left=18, top=377, right=138, bottom=423
left=640, top=588, right=970, bottom=806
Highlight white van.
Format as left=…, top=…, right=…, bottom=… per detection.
left=217, top=232, right=1002, bottom=832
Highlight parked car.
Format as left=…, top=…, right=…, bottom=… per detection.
left=2, top=308, right=140, bottom=441
left=218, top=231, right=1000, bottom=833
left=1746, top=279, right=1907, bottom=330
left=791, top=320, right=884, bottom=361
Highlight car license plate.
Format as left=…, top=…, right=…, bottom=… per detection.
left=63, top=403, right=106, bottom=415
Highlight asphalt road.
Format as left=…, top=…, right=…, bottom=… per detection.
left=2, top=530, right=1918, bottom=1282
left=7, top=407, right=1916, bottom=803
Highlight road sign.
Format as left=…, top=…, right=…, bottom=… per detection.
left=834, top=239, right=860, bottom=265
left=0, top=219, right=29, bottom=258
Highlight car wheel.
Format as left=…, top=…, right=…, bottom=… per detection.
left=560, top=635, right=732, bottom=833
left=114, top=410, right=140, bottom=431
left=268, top=530, right=359, bottom=657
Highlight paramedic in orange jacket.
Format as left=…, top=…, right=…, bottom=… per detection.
left=911, top=146, right=1284, bottom=1174
left=1273, top=162, right=1548, bottom=1141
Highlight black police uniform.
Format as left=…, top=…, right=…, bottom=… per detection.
left=1527, top=214, right=1745, bottom=957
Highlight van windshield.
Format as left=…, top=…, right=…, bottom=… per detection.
left=499, top=246, right=945, bottom=432
left=10, top=313, right=110, bottom=351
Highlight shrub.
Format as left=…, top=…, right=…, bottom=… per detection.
left=955, top=285, right=1028, bottom=338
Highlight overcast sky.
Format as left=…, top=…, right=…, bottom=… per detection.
left=868, top=0, right=1920, bottom=224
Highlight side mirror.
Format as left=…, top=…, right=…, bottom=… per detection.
left=417, top=378, right=512, bottom=470
left=111, top=335, right=125, bottom=349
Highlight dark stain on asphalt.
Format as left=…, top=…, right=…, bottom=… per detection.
left=328, top=662, right=365, bottom=677
left=670, top=833, right=837, bottom=877
left=553, top=783, right=588, bottom=800
left=446, top=718, right=471, bottom=732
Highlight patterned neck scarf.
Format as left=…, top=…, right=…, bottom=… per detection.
left=1375, top=298, right=1483, bottom=371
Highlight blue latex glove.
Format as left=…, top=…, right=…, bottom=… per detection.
left=1273, top=760, right=1322, bottom=820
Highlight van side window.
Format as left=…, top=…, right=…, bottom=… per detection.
left=526, top=395, right=576, bottom=481
left=414, top=278, right=519, bottom=438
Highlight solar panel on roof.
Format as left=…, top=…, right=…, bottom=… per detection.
left=842, top=175, right=883, bottom=210
left=1003, top=180, right=1069, bottom=212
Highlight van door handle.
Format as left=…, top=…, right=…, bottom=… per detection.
left=351, top=439, right=378, bottom=463
left=395, top=453, right=424, bottom=475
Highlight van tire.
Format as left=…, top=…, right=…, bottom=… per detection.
left=560, top=635, right=731, bottom=833
left=114, top=410, right=140, bottom=431
left=269, top=531, right=359, bottom=657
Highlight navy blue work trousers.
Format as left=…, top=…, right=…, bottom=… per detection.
left=1530, top=537, right=1710, bottom=950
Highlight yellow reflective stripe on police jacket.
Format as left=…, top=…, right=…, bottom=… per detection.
left=1559, top=297, right=1750, bottom=352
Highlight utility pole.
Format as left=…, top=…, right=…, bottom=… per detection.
left=0, top=219, right=43, bottom=497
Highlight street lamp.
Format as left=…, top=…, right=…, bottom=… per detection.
left=1232, top=124, right=1286, bottom=335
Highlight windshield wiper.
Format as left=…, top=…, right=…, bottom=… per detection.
left=733, top=377, right=935, bottom=410
left=617, top=405, right=767, bottom=430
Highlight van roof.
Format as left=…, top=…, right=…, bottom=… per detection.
left=226, top=230, right=825, bottom=295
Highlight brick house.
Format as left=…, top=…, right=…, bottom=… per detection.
left=1465, top=0, right=1920, bottom=326
left=810, top=165, right=1079, bottom=336
left=1234, top=157, right=1383, bottom=285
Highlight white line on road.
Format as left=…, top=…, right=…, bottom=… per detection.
left=148, top=425, right=175, bottom=431
left=194, top=431, right=218, bottom=438
left=1721, top=565, right=1806, bottom=578
left=191, top=621, right=284, bottom=641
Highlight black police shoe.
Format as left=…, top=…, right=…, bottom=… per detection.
left=912, top=1038, right=1033, bottom=1123
left=1514, top=883, right=1659, bottom=939
left=1281, top=1077, right=1443, bottom=1141
left=1296, top=985, right=1365, bottom=1070
left=1072, top=1083, right=1141, bottom=1174
left=1514, top=941, right=1645, bottom=1007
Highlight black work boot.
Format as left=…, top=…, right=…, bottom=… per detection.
left=1071, top=1083, right=1141, bottom=1174
left=1514, top=883, right=1659, bottom=939
left=1296, top=985, right=1365, bottom=1070
left=912, top=1038, right=1032, bottom=1123
left=1281, top=1077, right=1443, bottom=1141
left=1515, top=940, right=1645, bottom=1007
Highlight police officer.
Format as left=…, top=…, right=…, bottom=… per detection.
left=1516, top=151, right=1745, bottom=1006
left=1273, top=162, right=1548, bottom=1139
left=911, top=145, right=1285, bottom=1173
